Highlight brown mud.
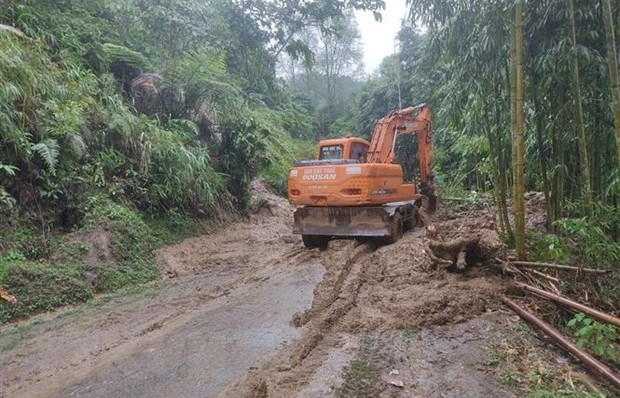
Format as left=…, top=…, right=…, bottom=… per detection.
left=0, top=183, right=555, bottom=398
left=220, top=196, right=513, bottom=398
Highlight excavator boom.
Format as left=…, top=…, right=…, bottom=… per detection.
left=367, top=104, right=432, bottom=183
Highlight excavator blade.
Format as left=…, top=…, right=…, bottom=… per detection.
left=293, top=206, right=393, bottom=237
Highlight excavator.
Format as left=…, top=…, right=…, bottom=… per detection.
left=287, top=103, right=436, bottom=248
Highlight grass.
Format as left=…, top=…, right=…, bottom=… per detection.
left=337, top=338, right=384, bottom=398
left=401, top=324, right=418, bottom=344
left=0, top=198, right=192, bottom=324
left=0, top=279, right=164, bottom=351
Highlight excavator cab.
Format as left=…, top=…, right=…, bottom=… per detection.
left=316, top=137, right=370, bottom=163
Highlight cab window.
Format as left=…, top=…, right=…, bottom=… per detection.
left=350, top=142, right=368, bottom=162
left=319, top=145, right=343, bottom=160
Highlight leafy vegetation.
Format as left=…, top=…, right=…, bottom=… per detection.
left=567, top=313, right=619, bottom=367
left=0, top=0, right=388, bottom=321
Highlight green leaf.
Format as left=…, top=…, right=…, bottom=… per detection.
left=31, top=138, right=60, bottom=173
left=0, top=164, right=18, bottom=176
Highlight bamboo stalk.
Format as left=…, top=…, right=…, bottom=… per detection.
left=513, top=0, right=526, bottom=259
left=525, top=268, right=560, bottom=283
left=601, top=0, right=620, bottom=166
left=502, top=297, right=620, bottom=390
left=513, top=260, right=609, bottom=274
left=515, top=282, right=620, bottom=328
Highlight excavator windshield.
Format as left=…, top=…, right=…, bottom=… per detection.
left=319, top=145, right=343, bottom=160
left=350, top=142, right=368, bottom=162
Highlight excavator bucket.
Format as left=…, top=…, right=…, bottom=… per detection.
left=419, top=183, right=437, bottom=214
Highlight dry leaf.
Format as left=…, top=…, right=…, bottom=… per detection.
left=388, top=378, right=404, bottom=388
left=0, top=287, right=17, bottom=304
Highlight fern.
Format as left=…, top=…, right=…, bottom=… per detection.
left=0, top=163, right=18, bottom=177
left=31, top=138, right=60, bottom=173
left=103, top=43, right=152, bottom=70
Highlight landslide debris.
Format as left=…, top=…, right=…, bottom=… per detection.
left=221, top=200, right=511, bottom=397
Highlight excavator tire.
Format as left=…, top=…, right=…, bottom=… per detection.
left=383, top=212, right=403, bottom=245
left=302, top=234, right=329, bottom=249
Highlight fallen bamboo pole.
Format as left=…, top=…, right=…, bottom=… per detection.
left=513, top=260, right=609, bottom=274
left=502, top=297, right=620, bottom=390
left=525, top=268, right=560, bottom=283
left=515, top=282, right=620, bottom=328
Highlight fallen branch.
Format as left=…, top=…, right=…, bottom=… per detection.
left=547, top=281, right=562, bottom=296
left=502, top=297, right=620, bottom=390
left=524, top=268, right=560, bottom=283
left=512, top=260, right=609, bottom=274
left=494, top=257, right=525, bottom=277
left=515, top=282, right=620, bottom=328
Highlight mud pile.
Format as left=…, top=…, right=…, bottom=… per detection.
left=222, top=199, right=512, bottom=397
left=309, top=204, right=509, bottom=334
left=524, top=191, right=548, bottom=232
left=158, top=178, right=294, bottom=277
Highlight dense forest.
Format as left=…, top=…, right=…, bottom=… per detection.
left=0, top=0, right=618, bottom=323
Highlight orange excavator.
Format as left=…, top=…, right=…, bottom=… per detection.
left=287, top=103, right=436, bottom=248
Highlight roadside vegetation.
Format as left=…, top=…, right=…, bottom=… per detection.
left=0, top=0, right=384, bottom=322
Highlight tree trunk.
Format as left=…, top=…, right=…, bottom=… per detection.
left=513, top=1, right=526, bottom=259
left=533, top=92, right=553, bottom=229
left=566, top=0, right=594, bottom=216
left=495, top=81, right=512, bottom=235
left=601, top=0, right=620, bottom=166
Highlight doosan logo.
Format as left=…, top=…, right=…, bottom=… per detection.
left=302, top=173, right=337, bottom=181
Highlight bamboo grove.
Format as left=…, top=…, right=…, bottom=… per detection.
left=391, top=0, right=620, bottom=264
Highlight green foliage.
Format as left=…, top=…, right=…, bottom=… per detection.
left=526, top=230, right=569, bottom=263
left=530, top=388, right=599, bottom=398
left=554, top=204, right=620, bottom=267
left=102, top=43, right=152, bottom=70
left=0, top=199, right=175, bottom=323
left=567, top=313, right=619, bottom=367
left=0, top=254, right=93, bottom=323
left=0, top=0, right=382, bottom=324
left=30, top=139, right=60, bottom=174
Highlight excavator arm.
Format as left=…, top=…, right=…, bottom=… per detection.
left=366, top=104, right=433, bottom=185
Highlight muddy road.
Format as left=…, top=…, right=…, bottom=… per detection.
left=1, top=182, right=525, bottom=398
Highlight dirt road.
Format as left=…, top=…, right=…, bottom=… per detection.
left=1, top=181, right=525, bottom=398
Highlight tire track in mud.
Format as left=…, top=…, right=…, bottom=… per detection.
left=221, top=240, right=378, bottom=398
left=289, top=242, right=374, bottom=367
left=292, top=242, right=374, bottom=328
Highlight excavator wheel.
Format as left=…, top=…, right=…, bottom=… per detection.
left=302, top=234, right=329, bottom=249
left=383, top=212, right=403, bottom=245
